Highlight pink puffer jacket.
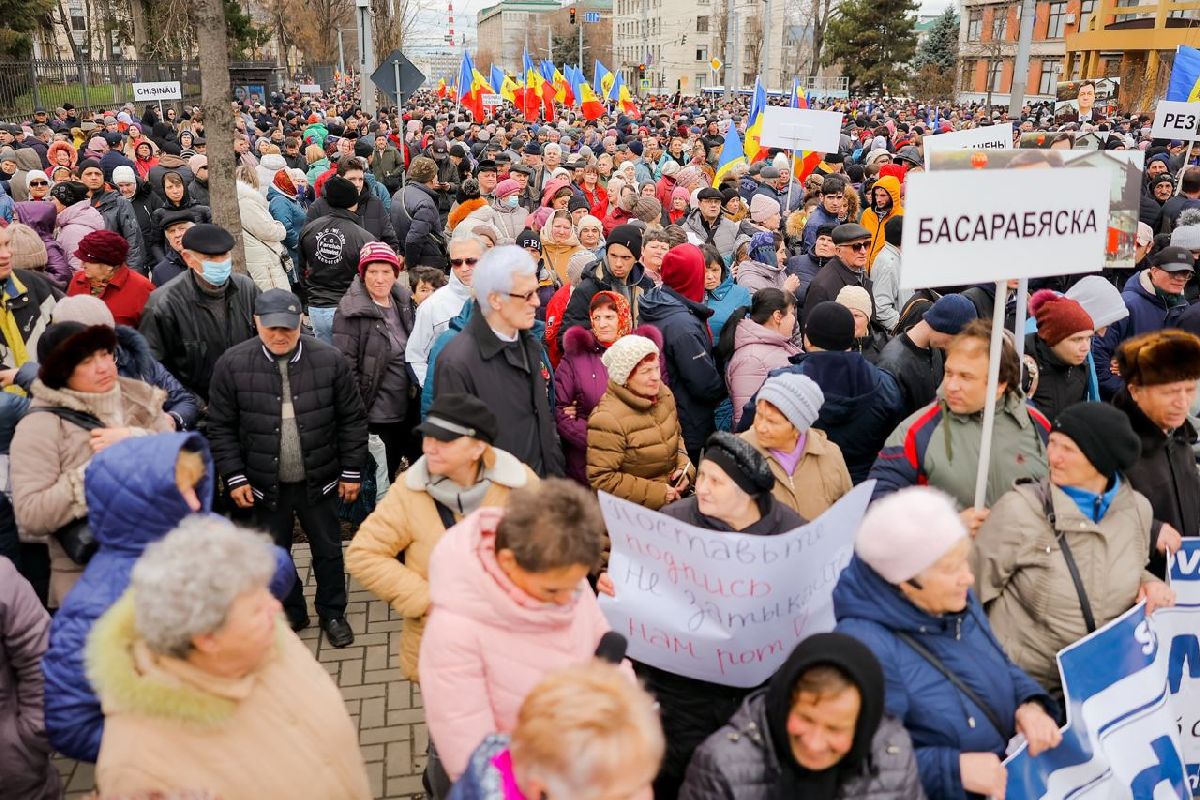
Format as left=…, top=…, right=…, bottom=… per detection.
left=726, top=316, right=802, bottom=428
left=418, top=507, right=616, bottom=779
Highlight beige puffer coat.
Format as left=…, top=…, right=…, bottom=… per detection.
left=740, top=427, right=851, bottom=521
left=972, top=478, right=1158, bottom=697
left=586, top=380, right=690, bottom=509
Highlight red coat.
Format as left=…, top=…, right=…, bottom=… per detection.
left=579, top=184, right=608, bottom=220
left=67, top=267, right=154, bottom=328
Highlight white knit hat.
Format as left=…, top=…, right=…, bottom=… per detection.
left=836, top=285, right=872, bottom=320
left=855, top=487, right=966, bottom=584
left=601, top=334, right=660, bottom=385
left=1065, top=275, right=1129, bottom=330
left=25, top=169, right=48, bottom=190
left=111, top=165, right=136, bottom=186
left=757, top=373, right=824, bottom=432
left=749, top=194, right=781, bottom=224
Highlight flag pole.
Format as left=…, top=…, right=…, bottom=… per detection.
left=1179, top=140, right=1195, bottom=195
left=786, top=148, right=795, bottom=212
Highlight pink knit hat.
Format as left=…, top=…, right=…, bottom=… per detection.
left=358, top=241, right=402, bottom=277
left=495, top=178, right=521, bottom=198
left=855, top=487, right=966, bottom=583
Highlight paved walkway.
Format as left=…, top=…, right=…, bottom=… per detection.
left=54, top=542, right=429, bottom=800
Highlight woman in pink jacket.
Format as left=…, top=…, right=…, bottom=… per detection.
left=418, top=478, right=613, bottom=789
left=716, top=288, right=801, bottom=428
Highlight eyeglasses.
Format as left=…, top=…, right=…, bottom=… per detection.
left=28, top=181, right=47, bottom=186
left=507, top=289, right=539, bottom=303
left=842, top=242, right=870, bottom=252
left=449, top=257, right=479, bottom=267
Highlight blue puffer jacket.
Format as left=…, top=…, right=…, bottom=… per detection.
left=705, top=270, right=751, bottom=344
left=1093, top=270, right=1188, bottom=399
left=268, top=184, right=307, bottom=269
left=41, top=433, right=295, bottom=762
left=834, top=556, right=1053, bottom=800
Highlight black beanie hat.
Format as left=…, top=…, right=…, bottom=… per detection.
left=701, top=432, right=776, bottom=503
left=37, top=322, right=118, bottom=390
left=1052, top=402, right=1141, bottom=480
left=324, top=175, right=359, bottom=209
left=606, top=224, right=642, bottom=259
left=353, top=138, right=374, bottom=158
left=805, top=301, right=855, bottom=351
left=50, top=180, right=88, bottom=207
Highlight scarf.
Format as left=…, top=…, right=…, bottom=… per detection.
left=764, top=633, right=885, bottom=800
left=589, top=290, right=632, bottom=345
left=0, top=275, right=29, bottom=395
left=424, top=464, right=494, bottom=517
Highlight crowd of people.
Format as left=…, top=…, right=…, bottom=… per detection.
left=0, top=82, right=1196, bottom=800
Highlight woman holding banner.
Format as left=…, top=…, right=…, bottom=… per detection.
left=972, top=401, right=1176, bottom=702
left=833, top=487, right=1061, bottom=800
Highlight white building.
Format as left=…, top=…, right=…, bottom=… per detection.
left=476, top=0, right=565, bottom=76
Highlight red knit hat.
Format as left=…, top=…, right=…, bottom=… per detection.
left=75, top=229, right=129, bottom=267
left=358, top=241, right=402, bottom=277
left=1031, top=289, right=1094, bottom=346
left=660, top=243, right=706, bottom=303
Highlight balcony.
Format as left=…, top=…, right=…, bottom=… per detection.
left=1066, top=0, right=1200, bottom=54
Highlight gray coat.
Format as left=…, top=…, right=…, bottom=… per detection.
left=682, top=207, right=740, bottom=259
left=679, top=691, right=925, bottom=800
left=91, top=190, right=148, bottom=271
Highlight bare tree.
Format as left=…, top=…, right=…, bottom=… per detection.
left=805, top=0, right=837, bottom=75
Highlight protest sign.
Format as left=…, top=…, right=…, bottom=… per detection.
left=482, top=93, right=503, bottom=107
left=597, top=483, right=872, bottom=688
left=1005, top=541, right=1200, bottom=799
left=922, top=123, right=1013, bottom=167
left=1153, top=101, right=1200, bottom=141
left=132, top=81, right=182, bottom=101
left=900, top=166, right=1111, bottom=290
left=298, top=83, right=322, bottom=94
left=760, top=106, right=843, bottom=153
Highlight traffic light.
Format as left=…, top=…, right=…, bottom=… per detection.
left=638, top=64, right=646, bottom=77
left=569, top=7, right=576, bottom=23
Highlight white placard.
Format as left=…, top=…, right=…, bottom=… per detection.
left=132, top=81, right=182, bottom=102
left=298, top=83, right=322, bottom=94
left=481, top=93, right=503, bottom=107
left=597, top=483, right=872, bottom=688
left=760, top=106, right=843, bottom=153
left=900, top=167, right=1111, bottom=290
left=923, top=123, right=1013, bottom=168
left=1151, top=100, right=1200, bottom=141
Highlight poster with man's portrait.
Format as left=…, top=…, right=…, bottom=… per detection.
left=1055, top=78, right=1121, bottom=123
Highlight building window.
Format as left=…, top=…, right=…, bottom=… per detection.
left=991, top=6, right=1008, bottom=40
left=1039, top=59, right=1059, bottom=93
left=68, top=0, right=86, bottom=29
left=696, top=15, right=709, bottom=32
left=696, top=44, right=708, bottom=61
left=961, top=58, right=975, bottom=89
left=695, top=73, right=707, bottom=88
left=967, top=9, right=982, bottom=41
left=1047, top=1, right=1067, bottom=37
left=988, top=59, right=1004, bottom=91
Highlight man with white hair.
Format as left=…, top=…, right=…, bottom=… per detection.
left=432, top=245, right=564, bottom=477
left=406, top=234, right=482, bottom=387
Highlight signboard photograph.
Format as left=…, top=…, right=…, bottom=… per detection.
left=927, top=147, right=1142, bottom=270
left=923, top=122, right=1013, bottom=167
left=1055, top=77, right=1120, bottom=122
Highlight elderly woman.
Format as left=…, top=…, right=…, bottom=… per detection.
left=419, top=479, right=615, bottom=783
left=599, top=431, right=804, bottom=797
left=540, top=210, right=583, bottom=286
left=718, top=288, right=801, bottom=428
left=973, top=402, right=1175, bottom=701
left=452, top=663, right=664, bottom=800
left=834, top=487, right=1062, bottom=800
left=65, top=229, right=155, bottom=329
left=680, top=633, right=924, bottom=799
left=87, top=517, right=370, bottom=798
left=586, top=332, right=692, bottom=509
left=741, top=373, right=851, bottom=519
left=333, top=242, right=415, bottom=479
left=346, top=392, right=538, bottom=687
left=10, top=322, right=173, bottom=607
left=466, top=178, right=525, bottom=243
left=577, top=213, right=605, bottom=255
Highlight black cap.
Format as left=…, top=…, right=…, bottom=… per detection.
left=568, top=195, right=590, bottom=213
left=1052, top=401, right=1141, bottom=479
left=697, top=187, right=722, bottom=201
left=523, top=142, right=541, bottom=155
left=832, top=223, right=871, bottom=244
left=476, top=159, right=497, bottom=174
left=510, top=163, right=534, bottom=177
left=324, top=175, right=359, bottom=209
left=825, top=152, right=845, bottom=164
left=1153, top=246, right=1195, bottom=272
left=516, top=227, right=541, bottom=250
left=254, top=288, right=303, bottom=329
left=415, top=392, right=498, bottom=444
left=606, top=224, right=642, bottom=259
left=181, top=223, right=236, bottom=256
left=353, top=138, right=373, bottom=158
left=449, top=143, right=467, bottom=158
left=431, top=138, right=449, bottom=153
left=159, top=209, right=197, bottom=230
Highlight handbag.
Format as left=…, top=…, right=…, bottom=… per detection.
left=242, top=226, right=297, bottom=283
left=32, top=407, right=104, bottom=565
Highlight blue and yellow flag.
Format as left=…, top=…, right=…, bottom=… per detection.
left=1168, top=45, right=1200, bottom=102
left=712, top=123, right=745, bottom=187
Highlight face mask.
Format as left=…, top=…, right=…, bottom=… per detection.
left=504, top=195, right=519, bottom=208
left=201, top=257, right=233, bottom=286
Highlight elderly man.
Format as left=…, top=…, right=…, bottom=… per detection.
left=139, top=224, right=259, bottom=402
left=432, top=245, right=564, bottom=477
left=803, top=223, right=876, bottom=324
left=207, top=289, right=368, bottom=645
left=150, top=210, right=196, bottom=287
left=87, top=517, right=371, bottom=797
left=406, top=234, right=481, bottom=387
left=683, top=187, right=739, bottom=260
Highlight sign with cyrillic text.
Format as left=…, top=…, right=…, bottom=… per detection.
left=597, top=483, right=872, bottom=688
left=132, top=81, right=182, bottom=101
left=1153, top=100, right=1200, bottom=141
left=923, top=123, right=1013, bottom=168
left=298, top=83, right=322, bottom=94
left=900, top=167, right=1110, bottom=289
left=760, top=106, right=843, bottom=153
left=1005, top=541, right=1200, bottom=798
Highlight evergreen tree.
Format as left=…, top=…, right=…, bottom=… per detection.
left=0, top=0, right=52, bottom=58
left=823, top=0, right=921, bottom=95
left=915, top=8, right=960, bottom=71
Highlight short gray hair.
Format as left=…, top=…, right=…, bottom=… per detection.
left=131, top=516, right=276, bottom=658
left=472, top=244, right=537, bottom=315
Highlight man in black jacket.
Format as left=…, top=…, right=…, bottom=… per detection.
left=207, top=288, right=368, bottom=647
left=304, top=158, right=398, bottom=252
left=139, top=224, right=258, bottom=403
left=298, top=175, right=377, bottom=344
left=392, top=156, right=448, bottom=270
left=802, top=223, right=876, bottom=325
left=433, top=245, right=565, bottom=477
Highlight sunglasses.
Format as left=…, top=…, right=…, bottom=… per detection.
left=842, top=242, right=870, bottom=252
left=449, top=257, right=479, bottom=267
left=28, top=181, right=47, bottom=186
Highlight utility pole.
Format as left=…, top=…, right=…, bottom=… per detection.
left=578, top=4, right=584, bottom=67
left=358, top=0, right=376, bottom=115
left=337, top=29, right=346, bottom=76
left=1008, top=0, right=1036, bottom=117
left=723, top=0, right=735, bottom=97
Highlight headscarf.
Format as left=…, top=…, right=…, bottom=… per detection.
left=764, top=633, right=885, bottom=800
left=588, top=290, right=632, bottom=345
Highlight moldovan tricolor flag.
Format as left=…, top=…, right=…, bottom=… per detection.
left=579, top=81, right=605, bottom=120
left=612, top=72, right=639, bottom=118
left=553, top=68, right=575, bottom=107
left=744, top=77, right=767, bottom=163
left=594, top=59, right=615, bottom=101
left=788, top=82, right=821, bottom=181
left=712, top=123, right=745, bottom=187
left=1168, top=45, right=1200, bottom=102
left=457, top=54, right=485, bottom=122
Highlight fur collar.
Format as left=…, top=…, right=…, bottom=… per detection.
left=404, top=447, right=530, bottom=492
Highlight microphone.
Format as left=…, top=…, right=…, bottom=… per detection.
left=594, top=632, right=628, bottom=665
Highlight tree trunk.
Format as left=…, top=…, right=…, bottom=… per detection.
left=192, top=0, right=248, bottom=274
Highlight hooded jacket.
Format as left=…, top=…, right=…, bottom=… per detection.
left=705, top=269, right=752, bottom=345
left=1025, top=332, right=1089, bottom=423
left=726, top=317, right=802, bottom=428
left=392, top=181, right=447, bottom=269
left=1092, top=270, right=1189, bottom=399
left=267, top=184, right=306, bottom=269
left=418, top=507, right=616, bottom=779
left=860, top=175, right=903, bottom=270
left=464, top=200, right=525, bottom=244
left=638, top=285, right=726, bottom=456
left=236, top=180, right=290, bottom=292
left=834, top=557, right=1053, bottom=800
left=14, top=201, right=72, bottom=288
left=56, top=199, right=106, bottom=272
left=145, top=153, right=193, bottom=198
left=90, top=189, right=147, bottom=271
left=332, top=276, right=415, bottom=412
left=875, top=333, right=945, bottom=418
left=736, top=258, right=790, bottom=294
left=306, top=188, right=398, bottom=252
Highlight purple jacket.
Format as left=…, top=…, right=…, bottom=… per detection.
left=726, top=317, right=802, bottom=428
left=554, top=324, right=664, bottom=484
left=55, top=200, right=105, bottom=272
left=15, top=201, right=72, bottom=288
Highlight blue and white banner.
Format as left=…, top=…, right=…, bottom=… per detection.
left=1005, top=541, right=1200, bottom=799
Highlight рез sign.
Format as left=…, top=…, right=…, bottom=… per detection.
left=1152, top=100, right=1200, bottom=142
left=132, top=81, right=182, bottom=102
